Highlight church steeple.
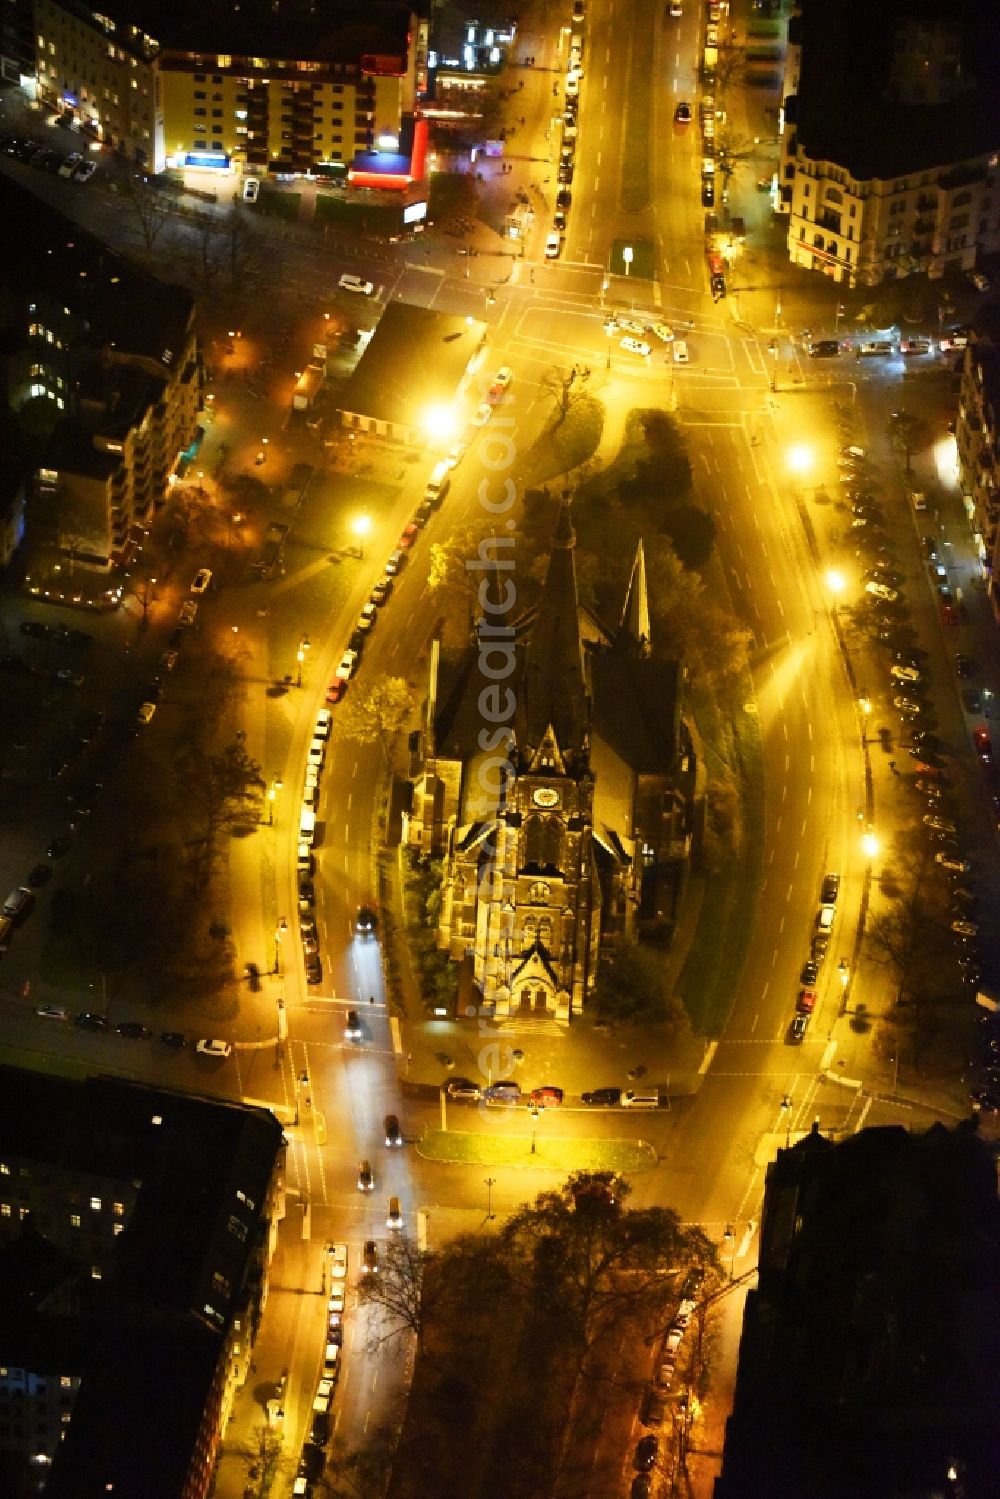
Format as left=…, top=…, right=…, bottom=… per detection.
left=619, top=541, right=651, bottom=658
left=520, top=501, right=589, bottom=762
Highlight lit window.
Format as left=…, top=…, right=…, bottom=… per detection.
left=113, top=1201, right=124, bottom=1217
left=113, top=1223, right=123, bottom=1235
left=90, top=1266, right=102, bottom=1280
left=0, top=1164, right=9, bottom=1177
left=0, top=1205, right=10, bottom=1219
left=89, top=1196, right=101, bottom=1211
left=70, top=1213, right=81, bottom=1228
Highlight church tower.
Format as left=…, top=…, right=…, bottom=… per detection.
left=477, top=502, right=600, bottom=1022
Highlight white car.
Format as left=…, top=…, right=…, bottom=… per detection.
left=58, top=152, right=82, bottom=178
left=36, top=1005, right=70, bottom=1022
left=865, top=581, right=899, bottom=603
left=338, top=272, right=374, bottom=295
left=620, top=337, right=651, bottom=357
left=314, top=708, right=333, bottom=739
left=472, top=401, right=493, bottom=426
left=565, top=74, right=579, bottom=99
left=136, top=702, right=157, bottom=726
left=935, top=852, right=971, bottom=874
left=670, top=0, right=683, bottom=13
left=195, top=1038, right=232, bottom=1057
left=617, top=317, right=645, bottom=335
left=73, top=158, right=97, bottom=183
left=890, top=664, right=921, bottom=683
left=190, top=567, right=212, bottom=595
left=545, top=230, right=562, bottom=259
left=328, top=1243, right=349, bottom=1280
left=447, top=439, right=469, bottom=469
left=652, top=322, right=674, bottom=342
left=242, top=177, right=259, bottom=203
left=335, top=649, right=358, bottom=681
left=672, top=340, right=690, bottom=363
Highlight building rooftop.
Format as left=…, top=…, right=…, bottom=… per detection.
left=717, top=1122, right=1000, bottom=1498
left=0, top=176, right=193, bottom=374
left=108, top=0, right=413, bottom=66
left=794, top=0, right=1000, bottom=181
left=338, top=301, right=487, bottom=433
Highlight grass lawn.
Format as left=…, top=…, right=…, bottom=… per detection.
left=519, top=394, right=605, bottom=485
left=416, top=1129, right=657, bottom=1172
left=678, top=681, right=766, bottom=1037
left=619, top=1, right=655, bottom=213
left=314, top=194, right=402, bottom=236
left=256, top=190, right=301, bottom=223
left=609, top=238, right=656, bottom=281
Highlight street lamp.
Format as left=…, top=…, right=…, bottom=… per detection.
left=722, top=1224, right=736, bottom=1280
left=604, top=318, right=616, bottom=370
left=861, top=828, right=879, bottom=860
left=353, top=513, right=371, bottom=559
left=779, top=1095, right=792, bottom=1148
left=530, top=1103, right=540, bottom=1155
left=622, top=244, right=634, bottom=278
left=835, top=301, right=847, bottom=337
left=485, top=1177, right=496, bottom=1220
left=267, top=777, right=282, bottom=826
left=767, top=338, right=779, bottom=392
left=296, top=634, right=310, bottom=687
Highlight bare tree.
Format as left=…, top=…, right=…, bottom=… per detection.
left=865, top=854, right=951, bottom=1006
left=229, top=1425, right=287, bottom=1499
left=174, top=737, right=265, bottom=888
left=541, top=363, right=592, bottom=426
left=117, top=172, right=173, bottom=252
left=888, top=409, right=932, bottom=474
left=356, top=1233, right=440, bottom=1353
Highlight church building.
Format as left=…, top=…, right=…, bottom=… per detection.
left=405, top=504, right=694, bottom=1022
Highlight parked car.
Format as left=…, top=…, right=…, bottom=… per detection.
left=195, top=1037, right=232, bottom=1057
left=582, top=1087, right=621, bottom=1106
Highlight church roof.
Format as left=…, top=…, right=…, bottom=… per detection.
left=519, top=503, right=590, bottom=760
left=588, top=651, right=681, bottom=773
left=619, top=541, right=651, bottom=655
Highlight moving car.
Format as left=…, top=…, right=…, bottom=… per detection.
left=672, top=340, right=690, bottom=363
left=36, top=1005, right=70, bottom=1022
left=195, top=1037, right=232, bottom=1057
left=242, top=177, right=260, bottom=202
left=652, top=323, right=674, bottom=342
left=472, top=401, right=493, bottom=426
left=809, top=340, right=840, bottom=358
left=973, top=726, right=992, bottom=760
left=865, top=581, right=899, bottom=602
left=361, top=1239, right=379, bottom=1275
left=344, top=1009, right=363, bottom=1040
left=356, top=905, right=377, bottom=935
left=384, top=1113, right=403, bottom=1146
left=620, top=336, right=651, bottom=357
left=357, top=1160, right=374, bottom=1192
left=488, top=367, right=513, bottom=401
left=674, top=102, right=692, bottom=124
left=338, top=273, right=374, bottom=295
left=190, top=567, right=212, bottom=595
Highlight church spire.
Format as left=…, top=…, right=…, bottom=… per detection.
left=520, top=500, right=589, bottom=761
left=619, top=540, right=651, bottom=658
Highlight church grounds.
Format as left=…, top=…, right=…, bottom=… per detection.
left=415, top=1129, right=656, bottom=1173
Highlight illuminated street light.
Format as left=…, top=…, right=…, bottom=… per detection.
left=786, top=443, right=813, bottom=476
left=296, top=634, right=310, bottom=688
left=424, top=403, right=457, bottom=444
left=622, top=244, right=634, bottom=278
left=861, top=828, right=879, bottom=860
left=353, top=513, right=371, bottom=560
left=267, top=777, right=283, bottom=826
left=825, top=568, right=846, bottom=598
left=838, top=959, right=850, bottom=989
left=273, top=918, right=288, bottom=975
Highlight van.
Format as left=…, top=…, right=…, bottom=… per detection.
left=292, top=1479, right=310, bottom=1497
left=816, top=904, right=836, bottom=933
left=307, top=737, right=325, bottom=767
left=857, top=339, right=893, bottom=357
left=297, top=841, right=314, bottom=873
left=911, top=490, right=927, bottom=512
left=3, top=887, right=33, bottom=922
left=299, top=805, right=316, bottom=844
left=425, top=461, right=450, bottom=506
left=385, top=549, right=406, bottom=576
left=323, top=1343, right=340, bottom=1378
left=303, top=782, right=320, bottom=810
left=571, top=32, right=584, bottom=53
left=312, top=1378, right=334, bottom=1413
left=622, top=1089, right=660, bottom=1108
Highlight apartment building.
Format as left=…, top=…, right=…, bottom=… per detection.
left=0, top=175, right=198, bottom=590
left=778, top=0, right=1000, bottom=287
left=24, top=0, right=417, bottom=175
left=0, top=1069, right=285, bottom=1499
left=955, top=327, right=1000, bottom=616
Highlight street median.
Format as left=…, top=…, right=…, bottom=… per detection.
left=415, top=1129, right=657, bottom=1171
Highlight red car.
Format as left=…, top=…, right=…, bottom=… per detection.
left=797, top=988, right=817, bottom=1014
left=941, top=601, right=959, bottom=626
left=529, top=1086, right=564, bottom=1108
left=325, top=679, right=346, bottom=705
left=973, top=726, right=992, bottom=761
left=398, top=523, right=419, bottom=550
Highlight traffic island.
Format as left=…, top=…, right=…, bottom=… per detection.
left=415, top=1129, right=656, bottom=1172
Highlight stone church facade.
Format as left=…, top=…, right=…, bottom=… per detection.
left=404, top=505, right=694, bottom=1023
